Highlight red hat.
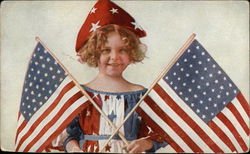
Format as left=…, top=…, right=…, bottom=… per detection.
left=75, top=0, right=147, bottom=52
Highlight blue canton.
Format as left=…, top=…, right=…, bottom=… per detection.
left=20, top=43, right=67, bottom=121
left=164, top=39, right=239, bottom=123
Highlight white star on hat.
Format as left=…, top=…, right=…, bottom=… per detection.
left=110, top=8, right=118, bottom=14
left=90, top=7, right=97, bottom=14
left=131, top=21, right=143, bottom=30
left=90, top=20, right=101, bottom=32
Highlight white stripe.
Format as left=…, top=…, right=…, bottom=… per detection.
left=17, top=114, right=25, bottom=129
left=158, top=79, right=231, bottom=152
left=222, top=107, right=248, bottom=148
left=140, top=101, right=193, bottom=152
left=30, top=96, right=88, bottom=151
left=149, top=90, right=213, bottom=152
left=232, top=98, right=249, bottom=127
left=213, top=117, right=242, bottom=152
left=18, top=77, right=76, bottom=151
left=16, top=77, right=72, bottom=149
left=15, top=115, right=25, bottom=149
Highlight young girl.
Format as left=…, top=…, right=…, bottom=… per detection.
left=63, top=24, right=167, bottom=153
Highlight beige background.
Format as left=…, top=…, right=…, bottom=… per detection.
left=1, top=0, right=249, bottom=152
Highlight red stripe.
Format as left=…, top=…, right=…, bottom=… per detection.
left=236, top=93, right=250, bottom=118
left=37, top=98, right=90, bottom=152
left=15, top=119, right=27, bottom=146
left=154, top=83, right=223, bottom=152
left=136, top=106, right=184, bottom=152
left=15, top=81, right=75, bottom=151
left=208, top=121, right=237, bottom=152
left=24, top=91, right=83, bottom=152
left=227, top=102, right=249, bottom=135
left=216, top=112, right=248, bottom=152
left=143, top=95, right=203, bottom=152
left=17, top=112, right=21, bottom=121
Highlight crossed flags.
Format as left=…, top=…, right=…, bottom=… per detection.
left=16, top=34, right=249, bottom=152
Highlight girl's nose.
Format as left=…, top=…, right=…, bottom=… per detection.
left=110, top=50, right=119, bottom=60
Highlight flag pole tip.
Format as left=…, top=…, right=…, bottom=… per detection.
left=35, top=36, right=40, bottom=41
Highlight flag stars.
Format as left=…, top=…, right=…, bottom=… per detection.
left=189, top=64, right=193, bottom=68
left=196, top=46, right=200, bottom=49
left=42, top=64, right=46, bottom=68
left=192, top=55, right=196, bottom=59
left=184, top=58, right=188, bottom=62
left=176, top=62, right=180, bottom=66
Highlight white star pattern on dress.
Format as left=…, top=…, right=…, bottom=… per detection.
left=90, top=20, right=101, bottom=32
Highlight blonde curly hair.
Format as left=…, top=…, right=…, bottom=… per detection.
left=77, top=24, right=147, bottom=67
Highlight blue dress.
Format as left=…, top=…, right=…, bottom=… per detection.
left=64, top=87, right=167, bottom=152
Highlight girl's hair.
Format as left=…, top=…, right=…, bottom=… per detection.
left=77, top=24, right=147, bottom=67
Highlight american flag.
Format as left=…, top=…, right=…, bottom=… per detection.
left=137, top=39, right=249, bottom=153
left=15, top=42, right=89, bottom=152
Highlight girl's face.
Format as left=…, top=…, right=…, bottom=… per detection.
left=98, top=32, right=131, bottom=77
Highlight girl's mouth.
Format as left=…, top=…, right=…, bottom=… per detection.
left=107, top=63, right=120, bottom=67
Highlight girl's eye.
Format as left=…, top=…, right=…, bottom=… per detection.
left=101, top=48, right=111, bottom=54
left=120, top=48, right=127, bottom=53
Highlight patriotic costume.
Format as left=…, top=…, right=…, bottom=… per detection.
left=59, top=0, right=167, bottom=152
left=63, top=87, right=167, bottom=152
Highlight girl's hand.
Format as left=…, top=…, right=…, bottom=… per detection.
left=125, top=137, right=153, bottom=153
left=66, top=140, right=83, bottom=152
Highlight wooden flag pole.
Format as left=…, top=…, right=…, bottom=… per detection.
left=35, top=37, right=129, bottom=149
left=100, top=33, right=197, bottom=152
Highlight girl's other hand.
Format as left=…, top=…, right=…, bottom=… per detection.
left=125, top=137, right=153, bottom=153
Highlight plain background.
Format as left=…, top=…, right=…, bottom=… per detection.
left=1, top=0, right=249, bottom=152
